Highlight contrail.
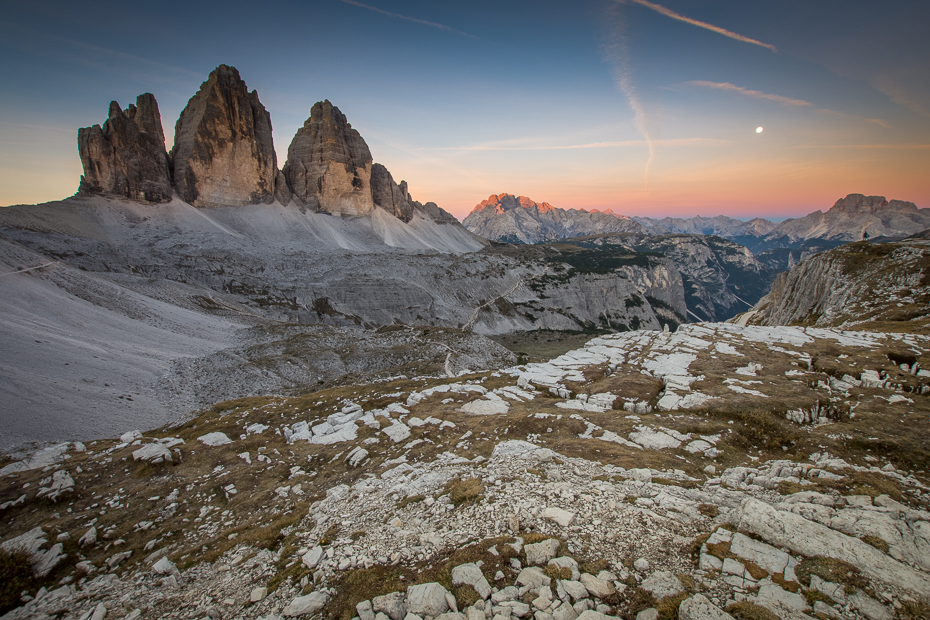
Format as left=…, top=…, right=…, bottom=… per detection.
left=604, top=8, right=659, bottom=192
left=620, top=0, right=777, bottom=52
left=419, top=137, right=727, bottom=152
left=688, top=81, right=811, bottom=107
left=337, top=0, right=478, bottom=38
left=688, top=81, right=891, bottom=128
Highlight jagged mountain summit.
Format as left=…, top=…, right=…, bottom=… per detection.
left=75, top=64, right=452, bottom=226
left=462, top=194, right=647, bottom=244
left=170, top=64, right=279, bottom=207
left=462, top=193, right=929, bottom=255
left=634, top=214, right=777, bottom=241
left=284, top=100, right=375, bottom=216
left=77, top=94, right=172, bottom=203
left=752, top=193, right=930, bottom=253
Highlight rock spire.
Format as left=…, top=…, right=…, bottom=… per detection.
left=77, top=93, right=172, bottom=203
left=170, top=64, right=277, bottom=207
left=283, top=100, right=374, bottom=215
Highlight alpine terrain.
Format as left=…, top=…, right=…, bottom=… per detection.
left=1, top=65, right=929, bottom=620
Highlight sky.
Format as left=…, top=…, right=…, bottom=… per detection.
left=1, top=0, right=929, bottom=220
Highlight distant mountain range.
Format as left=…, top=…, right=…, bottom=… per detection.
left=462, top=193, right=930, bottom=254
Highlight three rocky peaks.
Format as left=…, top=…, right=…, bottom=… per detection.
left=77, top=64, right=423, bottom=221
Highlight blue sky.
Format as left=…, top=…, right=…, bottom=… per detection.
left=1, top=0, right=928, bottom=219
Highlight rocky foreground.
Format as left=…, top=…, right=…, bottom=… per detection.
left=2, top=322, right=929, bottom=620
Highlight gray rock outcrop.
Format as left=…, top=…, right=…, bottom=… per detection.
left=283, top=100, right=373, bottom=215
left=170, top=64, right=277, bottom=207
left=747, top=236, right=930, bottom=327
left=77, top=94, right=172, bottom=203
left=736, top=497, right=930, bottom=598
left=371, top=163, right=413, bottom=222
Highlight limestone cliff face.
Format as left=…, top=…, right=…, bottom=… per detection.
left=171, top=65, right=277, bottom=207
left=77, top=94, right=172, bottom=203
left=371, top=163, right=413, bottom=222
left=748, top=238, right=930, bottom=328
left=283, top=101, right=373, bottom=215
left=633, top=235, right=771, bottom=322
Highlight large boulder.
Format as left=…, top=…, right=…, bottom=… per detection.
left=736, top=497, right=930, bottom=598
left=678, top=594, right=734, bottom=620
left=406, top=583, right=452, bottom=617
left=78, top=93, right=172, bottom=203
left=283, top=100, right=373, bottom=215
left=171, top=64, right=277, bottom=207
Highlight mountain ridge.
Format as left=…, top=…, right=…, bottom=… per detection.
left=463, top=192, right=930, bottom=252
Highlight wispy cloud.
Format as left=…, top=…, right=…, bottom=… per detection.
left=337, top=0, right=478, bottom=38
left=687, top=80, right=891, bottom=128
left=797, top=143, right=930, bottom=150
left=603, top=6, right=660, bottom=191
left=619, top=0, right=777, bottom=52
left=687, top=81, right=810, bottom=107
left=417, top=137, right=727, bottom=152
left=7, top=24, right=201, bottom=78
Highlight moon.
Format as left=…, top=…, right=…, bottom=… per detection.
left=756, top=126, right=764, bottom=133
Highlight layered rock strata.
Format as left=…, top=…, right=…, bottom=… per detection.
left=283, top=100, right=374, bottom=215
left=170, top=64, right=277, bottom=207
left=77, top=94, right=172, bottom=203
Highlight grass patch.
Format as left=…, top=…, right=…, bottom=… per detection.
left=320, top=524, right=341, bottom=546
left=652, top=477, right=700, bottom=490
left=579, top=558, right=610, bottom=576
left=771, top=572, right=800, bottom=593
left=697, top=504, right=719, bottom=518
left=794, top=556, right=869, bottom=592
left=443, top=477, right=485, bottom=507
left=657, top=592, right=689, bottom=619
left=0, top=549, right=36, bottom=615
left=545, top=565, right=573, bottom=580
left=725, top=601, right=780, bottom=620
left=396, top=494, right=425, bottom=510
left=626, top=587, right=658, bottom=616
left=859, top=535, right=889, bottom=553
left=451, top=583, right=480, bottom=608
left=901, top=600, right=930, bottom=619
left=689, top=533, right=711, bottom=562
